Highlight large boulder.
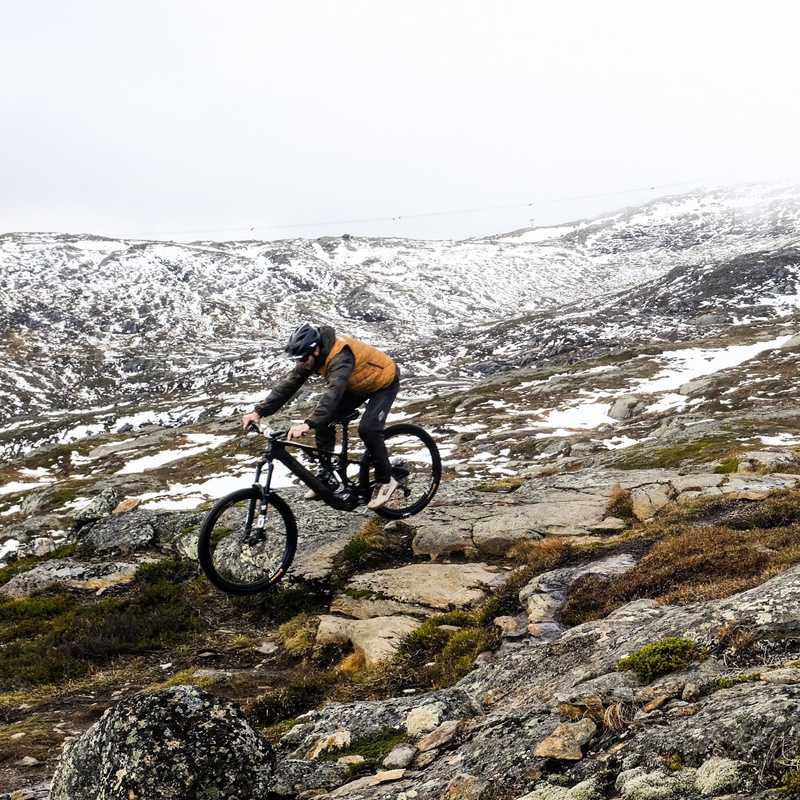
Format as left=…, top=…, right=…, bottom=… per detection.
left=49, top=686, right=275, bottom=800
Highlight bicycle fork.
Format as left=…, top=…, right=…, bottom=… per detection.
left=244, top=459, right=274, bottom=545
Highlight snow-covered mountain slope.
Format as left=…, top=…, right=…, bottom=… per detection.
left=2, top=185, right=799, bottom=428
left=452, top=242, right=800, bottom=377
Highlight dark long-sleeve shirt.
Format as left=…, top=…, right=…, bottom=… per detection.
left=254, top=346, right=355, bottom=428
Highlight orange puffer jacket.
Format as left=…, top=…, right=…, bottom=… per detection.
left=321, top=336, right=397, bottom=394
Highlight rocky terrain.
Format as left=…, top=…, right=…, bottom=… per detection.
left=3, top=185, right=800, bottom=799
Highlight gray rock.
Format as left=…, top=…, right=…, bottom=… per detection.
left=316, top=615, right=421, bottom=667
left=74, top=487, right=120, bottom=527
left=737, top=450, right=799, bottom=473
left=50, top=686, right=274, bottom=799
left=278, top=689, right=478, bottom=761
left=0, top=558, right=138, bottom=597
left=691, top=313, right=728, bottom=327
left=346, top=563, right=507, bottom=611
left=608, top=396, right=643, bottom=421
left=79, top=510, right=157, bottom=552
left=383, top=743, right=416, bottom=769
left=630, top=483, right=673, bottom=521
left=266, top=758, right=352, bottom=795
left=522, top=553, right=637, bottom=639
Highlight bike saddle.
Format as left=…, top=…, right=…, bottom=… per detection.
left=334, top=410, right=360, bottom=423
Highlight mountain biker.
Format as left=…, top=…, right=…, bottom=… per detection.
left=241, top=323, right=401, bottom=510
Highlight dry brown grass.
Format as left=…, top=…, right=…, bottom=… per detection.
left=277, top=613, right=319, bottom=658
left=606, top=483, right=635, bottom=519
left=336, top=650, right=366, bottom=674
left=508, top=537, right=572, bottom=572
left=603, top=701, right=636, bottom=732
left=561, top=516, right=800, bottom=626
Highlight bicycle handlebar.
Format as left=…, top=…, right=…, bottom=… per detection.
left=244, top=421, right=291, bottom=440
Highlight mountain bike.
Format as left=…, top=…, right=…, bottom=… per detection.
left=197, top=411, right=441, bottom=595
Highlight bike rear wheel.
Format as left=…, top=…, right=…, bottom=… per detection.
left=361, top=423, right=442, bottom=519
left=197, top=487, right=297, bottom=595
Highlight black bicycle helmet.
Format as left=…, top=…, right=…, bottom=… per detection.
left=286, top=323, right=321, bottom=359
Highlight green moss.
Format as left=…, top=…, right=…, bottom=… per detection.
left=260, top=717, right=300, bottom=742
left=714, top=457, right=740, bottom=474
left=712, top=673, right=760, bottom=690
left=662, top=752, right=684, bottom=771
left=157, top=668, right=218, bottom=689
left=319, top=727, right=410, bottom=769
left=616, top=637, right=697, bottom=683
left=784, top=768, right=800, bottom=795
left=612, top=437, right=733, bottom=470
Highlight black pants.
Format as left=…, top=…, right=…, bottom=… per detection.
left=315, top=372, right=400, bottom=484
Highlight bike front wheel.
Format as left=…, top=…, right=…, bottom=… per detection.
left=361, top=423, right=442, bottom=519
left=197, top=487, right=297, bottom=595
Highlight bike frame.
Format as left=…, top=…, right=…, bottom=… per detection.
left=252, top=421, right=372, bottom=512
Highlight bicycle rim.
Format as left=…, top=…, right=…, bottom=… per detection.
left=197, top=488, right=296, bottom=595
left=370, top=424, right=441, bottom=519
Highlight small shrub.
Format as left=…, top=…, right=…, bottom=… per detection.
left=278, top=613, right=318, bottom=658
left=247, top=672, right=337, bottom=726
left=0, top=557, right=203, bottom=689
left=436, top=627, right=497, bottom=685
left=251, top=584, right=326, bottom=624
left=606, top=483, right=634, bottom=519
left=616, top=636, right=697, bottom=683
left=784, top=767, right=800, bottom=795
left=662, top=752, right=684, bottom=771
left=508, top=537, right=572, bottom=572
left=714, top=456, right=740, bottom=474
left=603, top=701, right=635, bottom=731
left=337, top=518, right=395, bottom=571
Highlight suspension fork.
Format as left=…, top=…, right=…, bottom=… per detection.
left=245, top=457, right=274, bottom=539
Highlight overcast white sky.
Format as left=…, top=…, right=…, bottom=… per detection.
left=3, top=1, right=800, bottom=241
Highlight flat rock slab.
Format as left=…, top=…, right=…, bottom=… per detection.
left=330, top=593, right=432, bottom=619
left=410, top=468, right=800, bottom=560
left=0, top=558, right=139, bottom=597
left=347, top=563, right=508, bottom=611
left=291, top=532, right=359, bottom=583
left=316, top=615, right=421, bottom=667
